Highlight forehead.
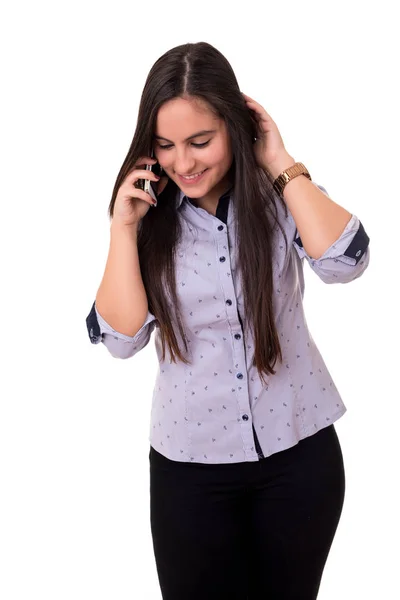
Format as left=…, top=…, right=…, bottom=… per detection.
left=155, top=97, right=220, bottom=138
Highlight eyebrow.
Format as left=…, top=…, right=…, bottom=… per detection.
left=154, top=129, right=217, bottom=143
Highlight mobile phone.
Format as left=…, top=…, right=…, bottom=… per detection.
left=142, top=149, right=162, bottom=202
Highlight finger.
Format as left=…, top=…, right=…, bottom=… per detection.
left=134, top=156, right=157, bottom=169
left=243, top=98, right=264, bottom=120
left=247, top=103, right=271, bottom=124
left=128, top=186, right=157, bottom=205
left=243, top=94, right=264, bottom=113
left=130, top=168, right=161, bottom=182
left=245, top=98, right=262, bottom=112
left=242, top=93, right=257, bottom=104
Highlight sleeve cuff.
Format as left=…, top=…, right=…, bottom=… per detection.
left=293, top=183, right=370, bottom=265
left=295, top=214, right=369, bottom=265
left=86, top=300, right=157, bottom=345
left=86, top=301, right=102, bottom=344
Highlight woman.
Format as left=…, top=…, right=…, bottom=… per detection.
left=86, top=41, right=370, bottom=599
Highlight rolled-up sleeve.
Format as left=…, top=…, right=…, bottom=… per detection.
left=292, top=184, right=370, bottom=284
left=86, top=301, right=157, bottom=359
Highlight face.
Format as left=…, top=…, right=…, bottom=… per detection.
left=153, top=96, right=233, bottom=202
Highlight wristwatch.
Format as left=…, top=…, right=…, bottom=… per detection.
left=273, top=162, right=311, bottom=196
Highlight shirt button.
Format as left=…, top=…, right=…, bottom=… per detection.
left=226, top=299, right=232, bottom=306
left=242, top=414, right=249, bottom=421
left=219, top=256, right=226, bottom=262
left=236, top=373, right=243, bottom=379
left=356, top=249, right=361, bottom=256
left=218, top=225, right=224, bottom=231
left=234, top=333, right=241, bottom=340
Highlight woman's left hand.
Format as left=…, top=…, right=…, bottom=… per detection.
left=242, top=93, right=295, bottom=178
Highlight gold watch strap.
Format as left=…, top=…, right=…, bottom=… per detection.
left=273, top=162, right=311, bottom=196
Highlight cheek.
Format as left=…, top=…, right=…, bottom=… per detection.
left=210, top=141, right=231, bottom=166
left=201, top=147, right=223, bottom=168
left=157, top=154, right=173, bottom=171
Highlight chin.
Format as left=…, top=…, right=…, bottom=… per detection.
left=184, top=183, right=213, bottom=198
left=173, top=176, right=213, bottom=196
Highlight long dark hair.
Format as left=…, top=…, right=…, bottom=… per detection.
left=108, top=42, right=289, bottom=385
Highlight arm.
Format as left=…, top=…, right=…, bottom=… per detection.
left=269, top=153, right=370, bottom=283
left=86, top=221, right=157, bottom=358
left=269, top=153, right=354, bottom=260
left=86, top=300, right=156, bottom=359
left=292, top=204, right=370, bottom=284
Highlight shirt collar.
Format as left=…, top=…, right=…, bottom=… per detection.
left=176, top=188, right=186, bottom=208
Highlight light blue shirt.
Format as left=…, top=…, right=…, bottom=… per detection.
left=87, top=182, right=370, bottom=464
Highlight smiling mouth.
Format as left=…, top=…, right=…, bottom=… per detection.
left=178, top=169, right=208, bottom=183
left=178, top=169, right=208, bottom=180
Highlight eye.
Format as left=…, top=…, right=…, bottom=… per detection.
left=192, top=141, right=210, bottom=148
left=157, top=141, right=210, bottom=150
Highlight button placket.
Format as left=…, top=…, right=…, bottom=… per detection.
left=216, top=230, right=255, bottom=458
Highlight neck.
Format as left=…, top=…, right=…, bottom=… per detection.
left=191, top=175, right=232, bottom=211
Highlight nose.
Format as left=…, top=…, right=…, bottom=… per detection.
left=173, top=149, right=197, bottom=175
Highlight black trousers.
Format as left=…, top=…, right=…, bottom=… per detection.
left=149, top=424, right=345, bottom=600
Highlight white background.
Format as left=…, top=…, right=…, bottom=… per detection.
left=1, top=0, right=398, bottom=598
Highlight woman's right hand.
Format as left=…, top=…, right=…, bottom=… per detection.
left=112, top=156, right=162, bottom=227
